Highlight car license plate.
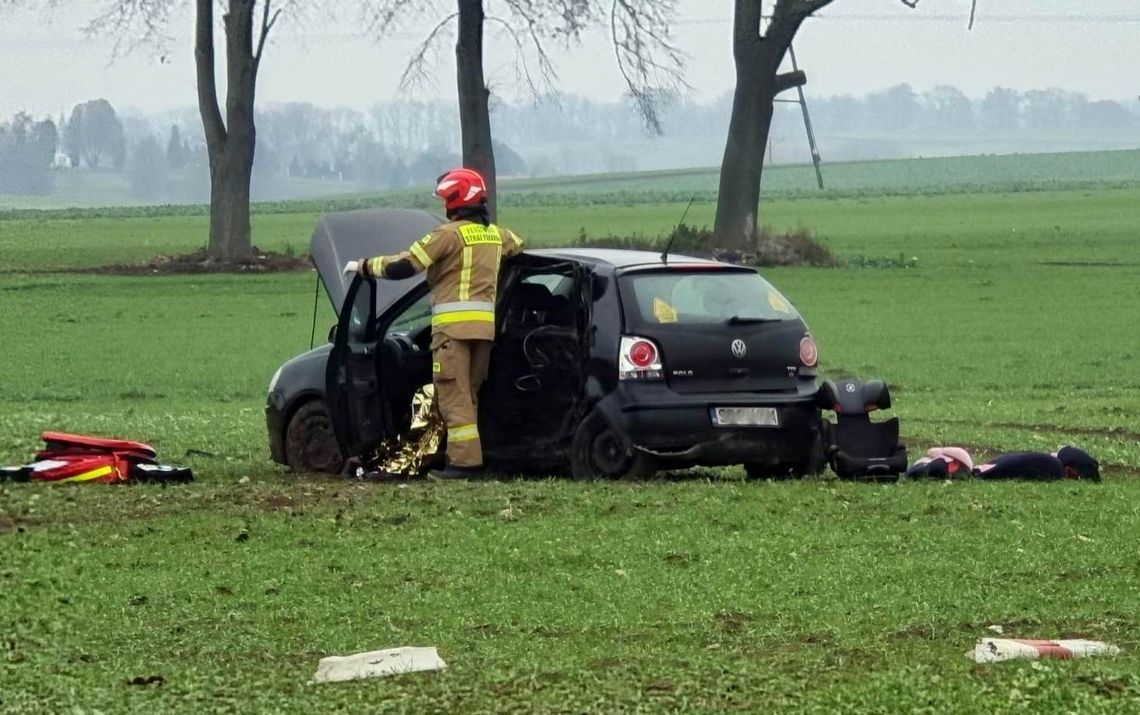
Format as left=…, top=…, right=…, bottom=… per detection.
left=712, top=407, right=779, bottom=427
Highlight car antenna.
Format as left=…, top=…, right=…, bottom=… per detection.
left=309, top=271, right=320, bottom=350
left=660, top=196, right=696, bottom=265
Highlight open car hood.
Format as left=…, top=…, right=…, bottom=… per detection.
left=310, top=208, right=443, bottom=311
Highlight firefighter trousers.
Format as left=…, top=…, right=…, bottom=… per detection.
left=432, top=335, right=493, bottom=468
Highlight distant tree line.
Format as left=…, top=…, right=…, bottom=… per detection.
left=64, top=99, right=126, bottom=170
left=0, top=114, right=57, bottom=195
left=807, top=85, right=1137, bottom=138
left=3, top=85, right=1136, bottom=201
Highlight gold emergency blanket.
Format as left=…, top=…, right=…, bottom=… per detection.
left=365, top=386, right=445, bottom=476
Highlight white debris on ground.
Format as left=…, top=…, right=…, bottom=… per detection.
left=970, top=638, right=1121, bottom=664
left=312, top=646, right=447, bottom=683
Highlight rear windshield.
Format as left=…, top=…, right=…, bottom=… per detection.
left=621, top=270, right=799, bottom=325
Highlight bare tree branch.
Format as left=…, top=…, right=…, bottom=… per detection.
left=896, top=0, right=976, bottom=29
left=254, top=0, right=283, bottom=67
left=800, top=0, right=836, bottom=13
left=498, top=0, right=562, bottom=94
left=610, top=0, right=687, bottom=134
left=773, top=69, right=807, bottom=94
left=765, top=0, right=819, bottom=70
left=398, top=12, right=458, bottom=92
left=360, top=0, right=430, bottom=36
left=485, top=15, right=554, bottom=99
left=360, top=0, right=683, bottom=132
left=84, top=0, right=176, bottom=57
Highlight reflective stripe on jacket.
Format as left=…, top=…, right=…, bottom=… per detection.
left=367, top=221, right=525, bottom=340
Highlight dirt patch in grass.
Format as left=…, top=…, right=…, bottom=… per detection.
left=252, top=493, right=299, bottom=511
left=1040, top=260, right=1140, bottom=267
left=986, top=420, right=1140, bottom=443
left=574, top=223, right=839, bottom=268
left=237, top=482, right=377, bottom=512
left=799, top=631, right=839, bottom=646
left=76, top=247, right=312, bottom=275
left=912, top=418, right=1140, bottom=444
left=714, top=611, right=753, bottom=633
left=662, top=551, right=695, bottom=566
left=1076, top=674, right=1139, bottom=699
left=891, top=624, right=939, bottom=641
left=1103, top=463, right=1140, bottom=477
left=0, top=514, right=27, bottom=532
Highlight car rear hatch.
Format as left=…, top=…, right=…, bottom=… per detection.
left=309, top=208, right=443, bottom=313
left=617, top=265, right=811, bottom=394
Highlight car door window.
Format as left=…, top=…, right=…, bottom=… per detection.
left=384, top=292, right=433, bottom=340
left=504, top=268, right=579, bottom=331
left=347, top=278, right=377, bottom=343
left=521, top=273, right=571, bottom=297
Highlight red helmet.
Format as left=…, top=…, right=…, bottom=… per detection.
left=434, top=168, right=487, bottom=211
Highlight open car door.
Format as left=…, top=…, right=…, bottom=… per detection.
left=326, top=275, right=391, bottom=457
left=480, top=256, right=593, bottom=466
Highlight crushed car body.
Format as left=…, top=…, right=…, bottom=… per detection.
left=267, top=208, right=825, bottom=479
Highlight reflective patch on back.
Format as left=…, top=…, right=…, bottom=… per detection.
left=459, top=224, right=502, bottom=246
left=459, top=246, right=474, bottom=299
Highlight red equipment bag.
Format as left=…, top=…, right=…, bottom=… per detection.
left=25, top=454, right=126, bottom=484
left=37, top=431, right=157, bottom=461
left=1, top=432, right=193, bottom=484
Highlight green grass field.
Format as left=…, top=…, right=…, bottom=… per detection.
left=2, top=156, right=1139, bottom=712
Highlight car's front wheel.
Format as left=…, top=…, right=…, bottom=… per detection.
left=569, top=410, right=655, bottom=480
left=284, top=400, right=345, bottom=474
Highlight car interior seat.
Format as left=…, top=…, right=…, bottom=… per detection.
left=480, top=278, right=584, bottom=457
left=818, top=379, right=908, bottom=480
left=506, top=282, right=573, bottom=329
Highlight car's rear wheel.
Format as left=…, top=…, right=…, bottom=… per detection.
left=284, top=400, right=344, bottom=474
left=570, top=410, right=655, bottom=480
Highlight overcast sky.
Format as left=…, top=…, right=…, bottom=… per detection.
left=2, top=0, right=1138, bottom=120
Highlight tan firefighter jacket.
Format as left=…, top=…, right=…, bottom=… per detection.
left=366, top=220, right=525, bottom=340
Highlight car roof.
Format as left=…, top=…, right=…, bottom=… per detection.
left=527, top=247, right=737, bottom=272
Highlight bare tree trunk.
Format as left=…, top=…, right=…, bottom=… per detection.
left=196, top=0, right=274, bottom=263
left=456, top=0, right=497, bottom=221
left=713, top=0, right=812, bottom=252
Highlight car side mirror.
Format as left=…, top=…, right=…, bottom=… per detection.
left=327, top=324, right=337, bottom=343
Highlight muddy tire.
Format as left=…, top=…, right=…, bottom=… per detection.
left=570, top=410, right=655, bottom=480
left=284, top=400, right=344, bottom=474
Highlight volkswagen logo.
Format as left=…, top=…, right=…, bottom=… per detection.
left=731, top=339, right=747, bottom=359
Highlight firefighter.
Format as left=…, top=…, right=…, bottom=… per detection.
left=353, top=168, right=524, bottom=479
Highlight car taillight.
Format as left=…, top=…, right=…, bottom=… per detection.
left=799, top=335, right=818, bottom=367
left=619, top=336, right=663, bottom=381
left=629, top=340, right=657, bottom=367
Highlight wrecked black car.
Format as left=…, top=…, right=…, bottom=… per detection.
left=267, top=208, right=825, bottom=479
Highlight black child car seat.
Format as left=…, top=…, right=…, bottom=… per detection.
left=818, top=379, right=908, bottom=480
